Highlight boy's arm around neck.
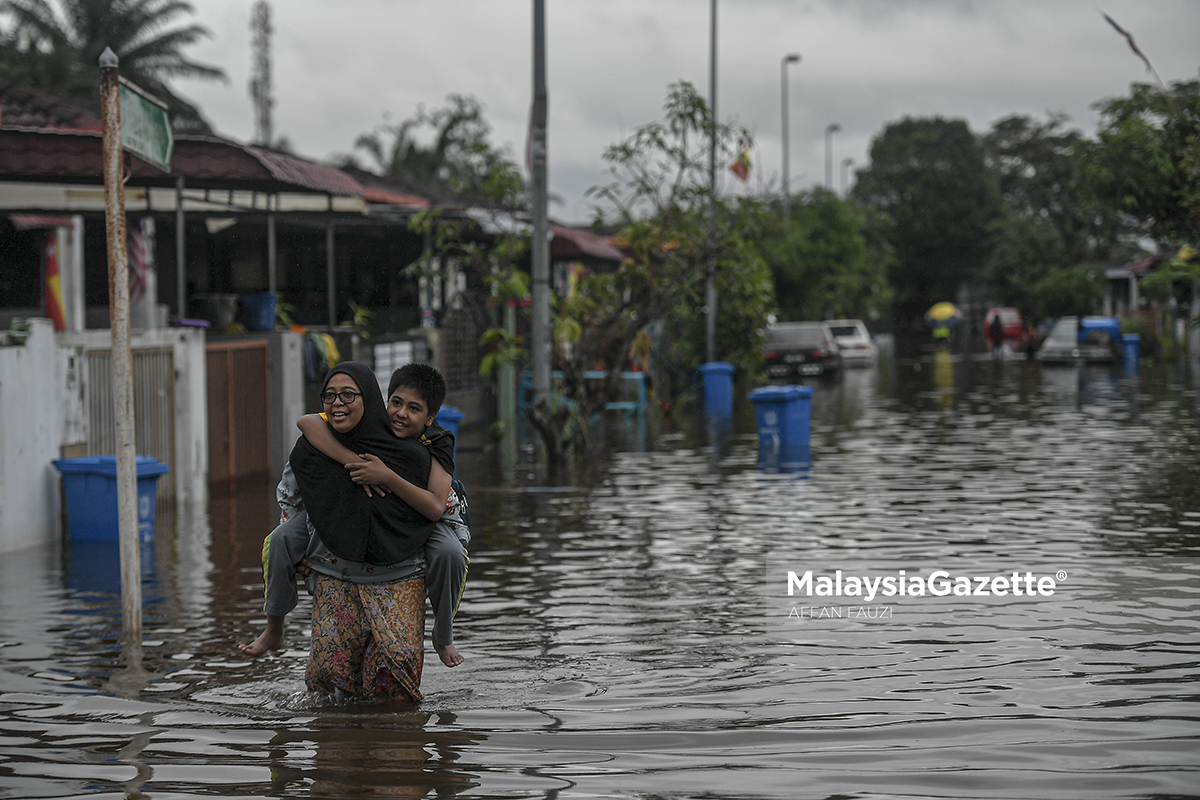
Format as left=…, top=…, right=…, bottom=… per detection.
left=297, top=414, right=360, bottom=466
left=350, top=453, right=451, bottom=521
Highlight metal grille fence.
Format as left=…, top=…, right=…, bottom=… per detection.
left=441, top=300, right=483, bottom=392
left=85, top=347, right=176, bottom=499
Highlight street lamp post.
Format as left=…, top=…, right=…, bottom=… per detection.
left=824, top=123, right=841, bottom=190
left=706, top=0, right=718, bottom=364
left=780, top=53, right=800, bottom=206
left=841, top=157, right=854, bottom=197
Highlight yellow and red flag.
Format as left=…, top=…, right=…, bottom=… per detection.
left=730, top=149, right=751, bottom=182
left=44, top=231, right=67, bottom=331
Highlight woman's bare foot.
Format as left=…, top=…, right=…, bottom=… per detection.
left=238, top=616, right=285, bottom=656
left=434, top=642, right=463, bottom=667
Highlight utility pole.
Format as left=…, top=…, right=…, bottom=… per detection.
left=99, top=47, right=141, bottom=642
left=705, top=0, right=718, bottom=364
left=530, top=0, right=551, bottom=410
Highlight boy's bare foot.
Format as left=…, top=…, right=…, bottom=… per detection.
left=239, top=616, right=285, bottom=656
left=434, top=642, right=464, bottom=667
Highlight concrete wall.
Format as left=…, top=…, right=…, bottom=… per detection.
left=268, top=331, right=305, bottom=478
left=0, top=320, right=210, bottom=554
left=0, top=320, right=67, bottom=554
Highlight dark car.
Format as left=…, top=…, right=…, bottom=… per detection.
left=763, top=321, right=843, bottom=378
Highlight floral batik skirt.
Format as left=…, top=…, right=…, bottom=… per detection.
left=305, top=573, right=425, bottom=701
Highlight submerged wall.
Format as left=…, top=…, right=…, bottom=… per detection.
left=0, top=319, right=209, bottom=555
left=0, top=320, right=67, bottom=553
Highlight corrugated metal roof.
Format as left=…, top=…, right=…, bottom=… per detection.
left=245, top=145, right=364, bottom=196
left=0, top=86, right=102, bottom=132
left=550, top=223, right=625, bottom=263
left=0, top=126, right=365, bottom=197
left=363, top=185, right=430, bottom=208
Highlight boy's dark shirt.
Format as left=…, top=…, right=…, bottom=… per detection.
left=421, top=422, right=455, bottom=476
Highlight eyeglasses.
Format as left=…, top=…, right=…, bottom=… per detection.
left=320, top=390, right=362, bottom=405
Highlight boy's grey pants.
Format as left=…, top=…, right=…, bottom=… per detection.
left=260, top=512, right=469, bottom=646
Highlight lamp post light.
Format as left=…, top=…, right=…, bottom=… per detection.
left=780, top=53, right=801, bottom=207
left=824, top=123, right=841, bottom=190
left=841, top=157, right=854, bottom=197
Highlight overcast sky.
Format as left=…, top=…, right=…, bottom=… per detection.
left=175, top=0, right=1199, bottom=224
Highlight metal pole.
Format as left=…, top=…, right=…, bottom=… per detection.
left=705, top=0, right=718, bottom=364
left=841, top=157, right=853, bottom=198
left=781, top=53, right=800, bottom=206
left=267, top=195, right=276, bottom=294
left=326, top=221, right=336, bottom=327
left=175, top=176, right=185, bottom=318
left=824, top=123, right=840, bottom=190
left=99, top=47, right=141, bottom=642
left=530, top=0, right=551, bottom=408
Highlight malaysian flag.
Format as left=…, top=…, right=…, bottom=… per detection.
left=128, top=219, right=147, bottom=302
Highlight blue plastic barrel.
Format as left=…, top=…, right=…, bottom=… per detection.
left=1122, top=333, right=1140, bottom=374
left=698, top=361, right=735, bottom=418
left=748, top=385, right=813, bottom=472
left=438, top=405, right=464, bottom=467
left=242, top=292, right=278, bottom=331
left=53, top=456, right=169, bottom=542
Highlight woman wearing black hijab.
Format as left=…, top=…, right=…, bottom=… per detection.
left=286, top=362, right=433, bottom=701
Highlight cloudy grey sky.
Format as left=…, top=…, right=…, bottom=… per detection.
left=176, top=0, right=1199, bottom=224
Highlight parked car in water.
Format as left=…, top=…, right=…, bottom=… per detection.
left=763, top=321, right=842, bottom=378
left=1036, top=316, right=1119, bottom=363
left=983, top=307, right=1025, bottom=351
left=825, top=319, right=879, bottom=365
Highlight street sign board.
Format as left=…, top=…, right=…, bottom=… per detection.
left=118, top=79, right=173, bottom=172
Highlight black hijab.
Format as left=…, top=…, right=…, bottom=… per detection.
left=289, top=361, right=435, bottom=565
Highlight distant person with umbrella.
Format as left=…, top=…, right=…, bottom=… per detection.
left=925, top=302, right=963, bottom=349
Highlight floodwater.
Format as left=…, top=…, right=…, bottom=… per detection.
left=2, top=348, right=1199, bottom=799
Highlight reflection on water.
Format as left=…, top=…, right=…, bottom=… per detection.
left=2, top=352, right=1199, bottom=798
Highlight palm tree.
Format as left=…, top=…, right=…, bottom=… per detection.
left=2, top=0, right=226, bottom=130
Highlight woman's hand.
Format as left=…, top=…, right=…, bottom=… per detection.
left=347, top=453, right=393, bottom=493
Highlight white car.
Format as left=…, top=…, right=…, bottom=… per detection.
left=825, top=319, right=879, bottom=365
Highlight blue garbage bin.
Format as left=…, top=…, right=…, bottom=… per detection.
left=748, top=385, right=813, bottom=472
left=242, top=292, right=278, bottom=331
left=53, top=456, right=169, bottom=542
left=1122, top=333, right=1140, bottom=369
left=437, top=405, right=464, bottom=465
left=698, top=361, right=735, bottom=418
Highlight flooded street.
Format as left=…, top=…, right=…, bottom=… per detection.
left=2, top=351, right=1198, bottom=799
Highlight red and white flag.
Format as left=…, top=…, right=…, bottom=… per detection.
left=128, top=219, right=147, bottom=302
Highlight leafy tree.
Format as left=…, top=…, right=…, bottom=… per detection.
left=351, top=94, right=523, bottom=204
left=1, top=0, right=226, bottom=130
left=1085, top=78, right=1200, bottom=245
left=1030, top=263, right=1104, bottom=320
left=852, top=116, right=1001, bottom=309
left=979, top=113, right=1130, bottom=321
left=754, top=188, right=891, bottom=322
left=511, top=81, right=772, bottom=460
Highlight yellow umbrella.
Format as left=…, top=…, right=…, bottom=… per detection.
left=925, top=302, right=963, bottom=326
